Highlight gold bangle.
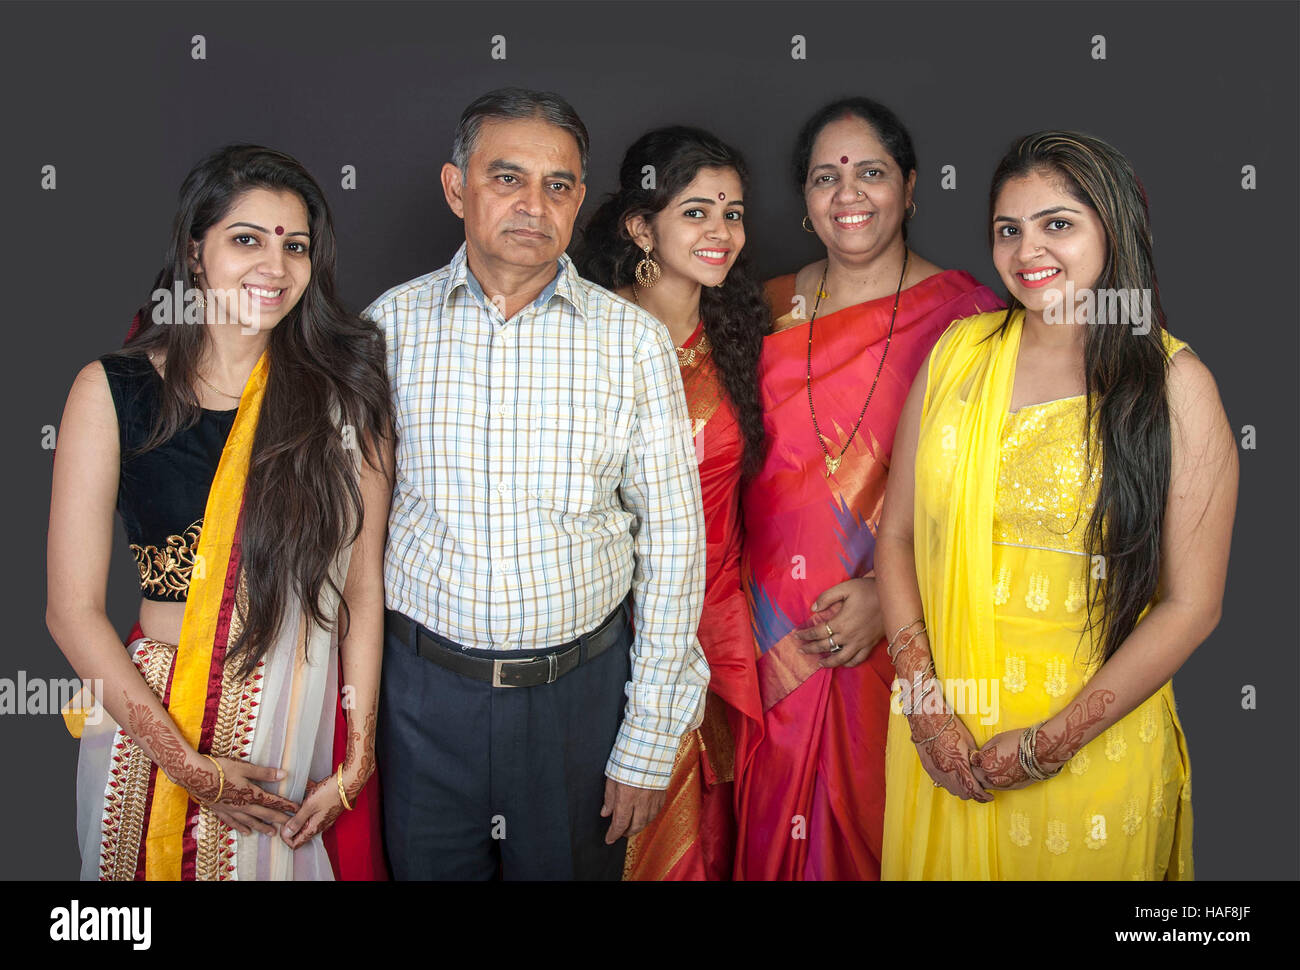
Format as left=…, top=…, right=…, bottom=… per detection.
left=336, top=765, right=354, bottom=811
left=202, top=753, right=225, bottom=806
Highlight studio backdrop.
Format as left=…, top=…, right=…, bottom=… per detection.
left=3, top=0, right=1295, bottom=879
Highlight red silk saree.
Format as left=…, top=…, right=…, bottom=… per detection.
left=735, top=271, right=1000, bottom=880
left=624, top=321, right=763, bottom=880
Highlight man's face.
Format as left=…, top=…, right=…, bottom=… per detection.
left=444, top=116, right=586, bottom=276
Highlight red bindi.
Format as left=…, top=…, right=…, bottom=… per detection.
left=274, top=225, right=284, bottom=235
left=840, top=155, right=849, bottom=164
left=718, top=192, right=725, bottom=200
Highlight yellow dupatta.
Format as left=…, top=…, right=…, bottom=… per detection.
left=139, top=348, right=269, bottom=879
left=884, top=311, right=1195, bottom=879
left=889, top=311, right=1019, bottom=877
left=915, top=312, right=1019, bottom=718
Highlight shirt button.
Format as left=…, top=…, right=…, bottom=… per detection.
left=496, top=482, right=508, bottom=495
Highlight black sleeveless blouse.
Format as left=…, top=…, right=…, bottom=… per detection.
left=99, top=353, right=237, bottom=602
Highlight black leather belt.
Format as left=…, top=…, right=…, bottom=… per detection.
left=386, top=598, right=630, bottom=688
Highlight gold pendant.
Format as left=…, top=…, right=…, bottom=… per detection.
left=824, top=453, right=842, bottom=477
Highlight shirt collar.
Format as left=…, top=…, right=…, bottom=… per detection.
left=443, top=242, right=584, bottom=319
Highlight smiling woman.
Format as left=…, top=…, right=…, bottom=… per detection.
left=878, top=130, right=1238, bottom=880
left=575, top=125, right=770, bottom=880
left=45, top=145, right=395, bottom=881
left=735, top=97, right=1000, bottom=881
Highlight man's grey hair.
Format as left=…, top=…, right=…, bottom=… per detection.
left=451, top=87, right=590, bottom=181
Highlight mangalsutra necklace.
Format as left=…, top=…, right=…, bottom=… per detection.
left=807, top=249, right=909, bottom=478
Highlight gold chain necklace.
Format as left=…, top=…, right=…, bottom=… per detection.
left=195, top=370, right=242, bottom=401
left=150, top=352, right=242, bottom=401
left=632, top=285, right=706, bottom=367
left=806, top=249, right=909, bottom=477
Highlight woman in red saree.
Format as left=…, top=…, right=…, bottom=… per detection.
left=576, top=126, right=767, bottom=879
left=736, top=99, right=1000, bottom=879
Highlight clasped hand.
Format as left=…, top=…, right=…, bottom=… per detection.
left=792, top=577, right=883, bottom=669
left=913, top=720, right=1055, bottom=797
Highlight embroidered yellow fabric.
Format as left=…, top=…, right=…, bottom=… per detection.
left=882, top=312, right=1194, bottom=880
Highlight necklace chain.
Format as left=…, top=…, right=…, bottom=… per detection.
left=632, top=284, right=706, bottom=367
left=150, top=351, right=243, bottom=401
left=195, top=369, right=242, bottom=400
left=806, top=250, right=909, bottom=477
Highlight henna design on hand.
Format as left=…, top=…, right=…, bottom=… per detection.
left=1036, top=688, right=1116, bottom=766
left=975, top=739, right=1026, bottom=788
left=124, top=694, right=218, bottom=801
left=927, top=726, right=980, bottom=798
left=340, top=710, right=376, bottom=803
left=291, top=775, right=343, bottom=846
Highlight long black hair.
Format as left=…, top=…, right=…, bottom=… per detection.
left=574, top=125, right=769, bottom=477
left=119, top=144, right=394, bottom=676
left=987, top=130, right=1172, bottom=667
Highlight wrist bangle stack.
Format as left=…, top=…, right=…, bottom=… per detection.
left=201, top=753, right=225, bottom=806
left=336, top=765, right=354, bottom=811
left=1018, top=722, right=1064, bottom=781
left=887, top=618, right=926, bottom=663
left=901, top=660, right=938, bottom=715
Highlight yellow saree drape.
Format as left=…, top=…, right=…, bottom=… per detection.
left=882, top=311, right=1194, bottom=880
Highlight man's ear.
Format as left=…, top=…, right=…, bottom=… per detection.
left=624, top=214, right=653, bottom=252
left=441, top=162, right=465, bottom=220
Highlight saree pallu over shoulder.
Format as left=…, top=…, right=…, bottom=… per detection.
left=71, top=350, right=354, bottom=880
left=744, top=271, right=1002, bottom=708
left=734, top=272, right=1000, bottom=880
left=882, top=310, right=1194, bottom=879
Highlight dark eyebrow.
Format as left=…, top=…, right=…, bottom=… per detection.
left=993, top=206, right=1081, bottom=223
left=224, top=221, right=310, bottom=238
left=485, top=159, right=578, bottom=184
left=809, top=158, right=889, bottom=173
left=677, top=197, right=745, bottom=207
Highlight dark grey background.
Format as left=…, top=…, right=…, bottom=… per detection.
left=3, top=0, right=1295, bottom=880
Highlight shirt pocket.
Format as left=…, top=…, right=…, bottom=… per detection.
left=530, top=400, right=630, bottom=515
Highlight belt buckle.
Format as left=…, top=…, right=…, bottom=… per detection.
left=491, top=653, right=559, bottom=687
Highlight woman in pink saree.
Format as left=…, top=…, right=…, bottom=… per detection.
left=736, top=98, right=1000, bottom=879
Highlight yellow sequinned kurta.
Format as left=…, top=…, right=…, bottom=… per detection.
left=882, top=311, right=1194, bottom=880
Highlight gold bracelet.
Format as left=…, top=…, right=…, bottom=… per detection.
left=202, top=753, right=225, bottom=806
left=336, top=765, right=354, bottom=811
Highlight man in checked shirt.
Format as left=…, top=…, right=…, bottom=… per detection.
left=364, top=88, right=709, bottom=880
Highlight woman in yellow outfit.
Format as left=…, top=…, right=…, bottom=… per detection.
left=877, top=131, right=1238, bottom=879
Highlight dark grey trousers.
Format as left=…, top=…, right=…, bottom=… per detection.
left=378, top=607, right=631, bottom=880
